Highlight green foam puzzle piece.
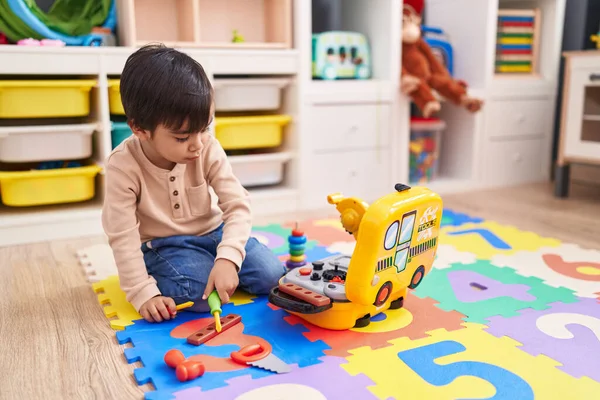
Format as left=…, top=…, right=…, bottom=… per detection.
left=412, top=260, right=578, bottom=323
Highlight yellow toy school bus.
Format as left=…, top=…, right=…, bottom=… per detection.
left=268, top=183, right=443, bottom=330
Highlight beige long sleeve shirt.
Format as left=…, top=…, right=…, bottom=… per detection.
left=101, top=135, right=251, bottom=311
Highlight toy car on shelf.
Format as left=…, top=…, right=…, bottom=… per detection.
left=268, top=183, right=443, bottom=330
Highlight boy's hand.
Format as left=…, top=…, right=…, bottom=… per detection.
left=139, top=295, right=176, bottom=323
left=203, top=259, right=239, bottom=304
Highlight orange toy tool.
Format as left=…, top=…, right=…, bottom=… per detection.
left=164, top=349, right=205, bottom=382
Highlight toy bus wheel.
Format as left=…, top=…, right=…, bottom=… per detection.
left=374, top=281, right=392, bottom=307
left=323, top=66, right=337, bottom=80
left=354, top=314, right=371, bottom=328
left=409, top=266, right=426, bottom=289
left=389, top=296, right=404, bottom=310
left=356, top=65, right=370, bottom=79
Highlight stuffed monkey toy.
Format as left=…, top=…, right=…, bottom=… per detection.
left=402, top=0, right=483, bottom=117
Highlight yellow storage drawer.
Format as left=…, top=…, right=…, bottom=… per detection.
left=0, top=164, right=102, bottom=207
left=107, top=79, right=125, bottom=115
left=0, top=80, right=96, bottom=119
left=215, top=115, right=291, bottom=150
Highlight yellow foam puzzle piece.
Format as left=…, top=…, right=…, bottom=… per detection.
left=440, top=221, right=561, bottom=260
left=92, top=275, right=257, bottom=330
left=229, top=290, right=257, bottom=306
left=92, top=275, right=142, bottom=330
left=342, top=323, right=600, bottom=399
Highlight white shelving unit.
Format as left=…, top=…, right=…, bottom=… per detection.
left=0, top=0, right=567, bottom=246
left=425, top=0, right=566, bottom=189
left=0, top=47, right=300, bottom=246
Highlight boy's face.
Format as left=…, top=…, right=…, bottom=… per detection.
left=130, top=115, right=213, bottom=168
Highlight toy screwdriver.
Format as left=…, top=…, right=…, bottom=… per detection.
left=176, top=301, right=194, bottom=311
left=169, top=301, right=194, bottom=317
left=207, top=290, right=223, bottom=332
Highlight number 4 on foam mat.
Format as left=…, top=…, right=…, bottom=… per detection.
left=398, top=340, right=534, bottom=400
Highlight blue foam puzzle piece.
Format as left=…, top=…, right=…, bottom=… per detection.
left=440, top=209, right=484, bottom=227
left=304, top=245, right=338, bottom=261
left=116, top=296, right=330, bottom=399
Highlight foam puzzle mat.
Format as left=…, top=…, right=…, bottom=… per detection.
left=80, top=209, right=600, bottom=399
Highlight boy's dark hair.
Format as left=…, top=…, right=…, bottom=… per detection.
left=120, top=43, right=213, bottom=134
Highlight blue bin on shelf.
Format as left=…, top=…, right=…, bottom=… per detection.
left=422, top=25, right=454, bottom=77
left=111, top=121, right=132, bottom=149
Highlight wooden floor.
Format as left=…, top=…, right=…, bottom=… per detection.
left=1, top=181, right=599, bottom=399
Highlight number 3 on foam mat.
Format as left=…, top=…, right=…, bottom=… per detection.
left=397, top=341, right=534, bottom=400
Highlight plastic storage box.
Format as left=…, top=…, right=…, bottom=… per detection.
left=213, top=78, right=290, bottom=112
left=0, top=80, right=96, bottom=118
left=0, top=124, right=96, bottom=163
left=409, top=118, right=445, bottom=184
left=111, top=121, right=132, bottom=148
left=107, top=79, right=125, bottom=115
left=0, top=164, right=102, bottom=207
left=229, top=152, right=292, bottom=187
left=215, top=115, right=291, bottom=150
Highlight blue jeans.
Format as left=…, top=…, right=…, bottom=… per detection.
left=141, top=224, right=285, bottom=310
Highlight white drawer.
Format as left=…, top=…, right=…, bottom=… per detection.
left=213, top=78, right=289, bottom=112
left=483, top=137, right=549, bottom=186
left=0, top=123, right=96, bottom=163
left=229, top=152, right=292, bottom=188
left=485, top=99, right=551, bottom=139
left=305, top=149, right=392, bottom=207
left=309, top=103, right=391, bottom=152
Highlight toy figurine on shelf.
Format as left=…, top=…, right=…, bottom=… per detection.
left=401, top=0, right=484, bottom=117
left=286, top=222, right=307, bottom=269
left=591, top=29, right=600, bottom=49
left=232, top=29, right=245, bottom=43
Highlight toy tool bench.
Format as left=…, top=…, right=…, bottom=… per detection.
left=270, top=183, right=443, bottom=330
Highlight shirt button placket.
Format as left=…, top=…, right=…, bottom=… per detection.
left=169, top=175, right=183, bottom=217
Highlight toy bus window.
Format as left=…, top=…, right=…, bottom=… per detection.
left=394, top=211, right=417, bottom=273
left=384, top=221, right=399, bottom=250
left=398, top=212, right=416, bottom=244
left=394, top=247, right=410, bottom=273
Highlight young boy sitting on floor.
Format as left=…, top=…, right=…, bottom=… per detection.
left=101, top=44, right=285, bottom=323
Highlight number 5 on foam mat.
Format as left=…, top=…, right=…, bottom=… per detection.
left=398, top=340, right=533, bottom=400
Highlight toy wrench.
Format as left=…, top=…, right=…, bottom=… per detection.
left=230, top=343, right=291, bottom=374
